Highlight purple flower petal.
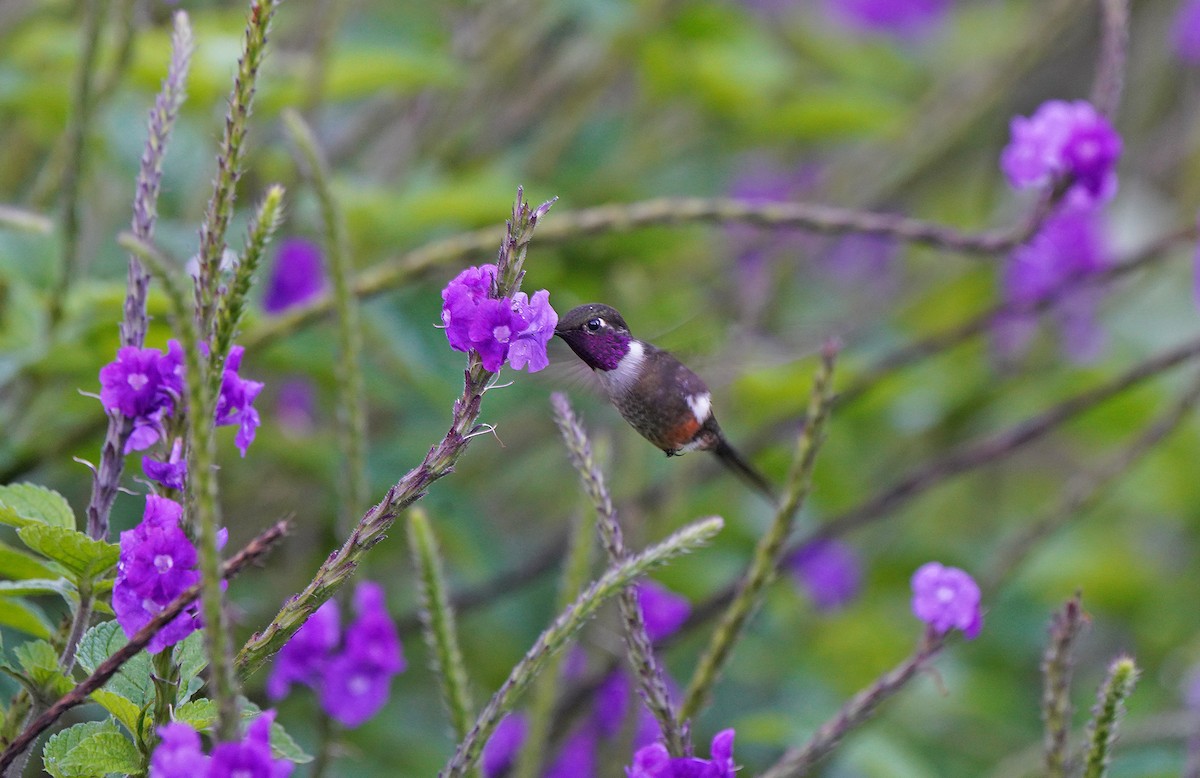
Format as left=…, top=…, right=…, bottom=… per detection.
left=636, top=581, right=691, bottom=642
left=910, top=561, right=983, bottom=639
left=264, top=238, right=326, bottom=314
left=482, top=713, right=528, bottom=778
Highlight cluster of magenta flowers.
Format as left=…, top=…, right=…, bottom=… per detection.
left=910, top=561, right=983, bottom=640
left=150, top=711, right=292, bottom=778
left=112, top=495, right=222, bottom=653
left=996, top=98, right=1122, bottom=362
left=99, top=338, right=264, bottom=486
left=481, top=582, right=740, bottom=777
left=267, top=581, right=406, bottom=728
left=440, top=263, right=558, bottom=373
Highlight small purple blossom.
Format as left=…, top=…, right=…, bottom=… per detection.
left=910, top=562, right=983, bottom=639
left=113, top=496, right=203, bottom=653
left=626, top=729, right=737, bottom=778
left=1175, top=0, right=1200, bottom=64
left=787, top=539, right=862, bottom=612
left=823, top=0, right=950, bottom=38
left=636, top=581, right=691, bottom=642
left=993, top=204, right=1110, bottom=363
left=439, top=264, right=557, bottom=373
left=207, top=711, right=293, bottom=778
left=215, top=345, right=264, bottom=456
left=482, top=712, right=527, bottom=778
left=263, top=238, right=326, bottom=314
left=1000, top=100, right=1122, bottom=204
left=143, top=438, right=187, bottom=491
left=266, top=599, right=340, bottom=701
left=99, top=346, right=174, bottom=419
left=150, top=722, right=209, bottom=778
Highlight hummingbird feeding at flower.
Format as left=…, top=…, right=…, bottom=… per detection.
left=555, top=303, right=776, bottom=502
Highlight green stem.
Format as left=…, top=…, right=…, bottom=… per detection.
left=678, top=345, right=837, bottom=724
left=1083, top=656, right=1139, bottom=778
left=440, top=516, right=725, bottom=778
left=407, top=509, right=474, bottom=741
left=1042, top=594, right=1085, bottom=778
left=282, top=109, right=368, bottom=523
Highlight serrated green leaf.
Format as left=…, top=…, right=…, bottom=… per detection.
left=0, top=483, right=75, bottom=530
left=42, top=719, right=139, bottom=778
left=89, top=688, right=144, bottom=737
left=76, top=622, right=155, bottom=708
left=15, top=639, right=59, bottom=679
left=174, top=698, right=216, bottom=731
left=0, top=596, right=53, bottom=638
left=0, top=538, right=57, bottom=579
left=16, top=525, right=118, bottom=582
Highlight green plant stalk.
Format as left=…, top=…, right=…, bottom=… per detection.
left=550, top=393, right=685, bottom=756
left=440, top=516, right=724, bottom=778
left=118, top=233, right=241, bottom=741
left=0, top=206, right=53, bottom=234
left=407, top=509, right=474, bottom=742
left=514, top=508, right=596, bottom=778
left=1083, top=656, right=1139, bottom=778
left=48, top=0, right=104, bottom=327
left=235, top=189, right=555, bottom=678
left=678, top=345, right=837, bottom=724
left=150, top=647, right=182, bottom=743
left=211, top=184, right=285, bottom=384
left=195, top=0, right=279, bottom=338
left=282, top=109, right=368, bottom=522
left=1043, top=594, right=1085, bottom=778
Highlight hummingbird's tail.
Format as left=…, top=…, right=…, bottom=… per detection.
left=712, top=438, right=777, bottom=504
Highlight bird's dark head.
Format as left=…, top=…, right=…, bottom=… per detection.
left=554, top=303, right=633, bottom=371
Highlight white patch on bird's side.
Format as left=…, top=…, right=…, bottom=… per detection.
left=686, top=391, right=712, bottom=423
left=600, top=339, right=645, bottom=394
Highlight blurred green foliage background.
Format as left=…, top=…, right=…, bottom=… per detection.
left=2, top=0, right=1200, bottom=774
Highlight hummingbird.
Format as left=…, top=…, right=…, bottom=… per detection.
left=554, top=303, right=776, bottom=502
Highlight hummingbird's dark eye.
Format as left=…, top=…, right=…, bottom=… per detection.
left=585, top=317, right=603, bottom=333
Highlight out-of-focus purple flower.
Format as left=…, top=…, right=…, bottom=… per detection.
left=822, top=0, right=951, bottom=38
left=818, top=232, right=898, bottom=289
left=911, top=562, right=983, bottom=640
left=275, top=379, right=317, bottom=437
left=267, top=599, right=340, bottom=701
left=482, top=712, right=527, bottom=778
left=263, top=238, right=325, bottom=314
left=636, top=581, right=691, bottom=642
left=215, top=345, right=264, bottom=456
left=592, top=668, right=675, bottom=750
left=113, top=496, right=203, bottom=653
left=787, top=539, right=862, bottom=612
left=1000, top=100, right=1122, bottom=204
left=341, top=582, right=405, bottom=673
left=626, top=729, right=737, bottom=778
left=1175, top=0, right=1200, bottom=64
left=440, top=264, right=557, bottom=373
left=150, top=722, right=209, bottom=778
left=143, top=438, right=187, bottom=491
left=208, top=711, right=293, bottom=778
left=318, top=654, right=395, bottom=728
left=544, top=726, right=597, bottom=778
left=993, top=204, right=1110, bottom=363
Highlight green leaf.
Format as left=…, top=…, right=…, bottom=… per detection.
left=88, top=688, right=144, bottom=738
left=0, top=578, right=76, bottom=602
left=42, top=719, right=141, bottom=778
left=13, top=639, right=71, bottom=696
left=174, top=698, right=216, bottom=731
left=0, top=538, right=57, bottom=579
left=0, top=483, right=75, bottom=529
left=238, top=698, right=313, bottom=764
left=16, top=525, right=119, bottom=582
left=0, top=596, right=53, bottom=638
left=174, top=631, right=207, bottom=701
left=76, top=621, right=155, bottom=708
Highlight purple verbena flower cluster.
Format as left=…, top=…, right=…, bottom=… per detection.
left=263, top=238, right=326, bottom=314
left=267, top=581, right=406, bottom=728
left=787, top=539, right=862, bottom=612
left=910, top=561, right=983, bottom=640
left=150, top=711, right=292, bottom=778
left=99, top=339, right=264, bottom=469
left=440, top=264, right=558, bottom=373
left=112, top=496, right=203, bottom=653
left=627, top=729, right=738, bottom=778
left=1000, top=100, right=1122, bottom=205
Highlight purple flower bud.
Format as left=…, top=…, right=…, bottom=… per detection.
left=263, top=238, right=326, bottom=314
left=787, top=539, right=862, bottom=612
left=267, top=599, right=340, bottom=701
left=626, top=728, right=737, bottom=778
left=482, top=712, right=528, bottom=778
left=143, top=438, right=187, bottom=491
left=150, top=722, right=209, bottom=778
left=215, top=345, right=265, bottom=456
left=910, top=562, right=983, bottom=639
left=636, top=581, right=691, bottom=642
left=1000, top=100, right=1121, bottom=205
